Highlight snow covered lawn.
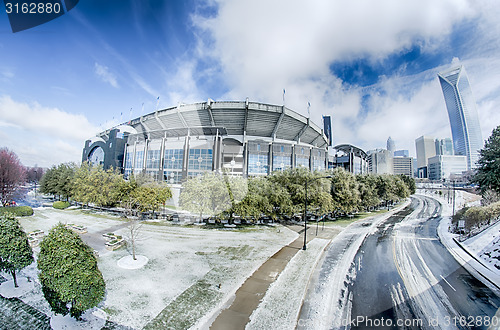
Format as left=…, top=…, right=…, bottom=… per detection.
left=462, top=220, right=500, bottom=272
left=247, top=238, right=330, bottom=330
left=8, top=207, right=298, bottom=329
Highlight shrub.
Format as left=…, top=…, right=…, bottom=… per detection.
left=0, top=206, right=34, bottom=217
left=53, top=201, right=70, bottom=210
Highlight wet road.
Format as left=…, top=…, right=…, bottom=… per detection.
left=299, top=195, right=500, bottom=329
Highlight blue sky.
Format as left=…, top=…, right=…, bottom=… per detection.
left=1, top=0, right=500, bottom=167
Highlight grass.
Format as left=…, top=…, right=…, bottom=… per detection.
left=144, top=245, right=255, bottom=329
left=144, top=278, right=223, bottom=330
left=0, top=206, right=34, bottom=217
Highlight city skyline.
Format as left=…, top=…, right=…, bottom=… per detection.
left=1, top=1, right=500, bottom=167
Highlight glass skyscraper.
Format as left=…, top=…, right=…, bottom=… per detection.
left=438, top=65, right=483, bottom=170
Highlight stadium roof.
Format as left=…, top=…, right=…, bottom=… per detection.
left=98, top=100, right=328, bottom=148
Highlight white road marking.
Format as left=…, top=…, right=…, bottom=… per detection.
left=440, top=275, right=457, bottom=292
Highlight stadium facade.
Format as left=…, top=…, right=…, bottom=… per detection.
left=82, top=100, right=331, bottom=184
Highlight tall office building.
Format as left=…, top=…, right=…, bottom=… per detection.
left=435, top=138, right=454, bottom=156
left=415, top=135, right=437, bottom=178
left=367, top=149, right=393, bottom=174
left=386, top=136, right=395, bottom=153
left=394, top=149, right=409, bottom=157
left=438, top=66, right=483, bottom=170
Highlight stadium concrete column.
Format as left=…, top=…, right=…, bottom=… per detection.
left=182, top=135, right=189, bottom=179
left=143, top=139, right=149, bottom=171
left=131, top=141, right=137, bottom=174
left=159, top=136, right=166, bottom=181
left=243, top=141, right=248, bottom=177
left=308, top=148, right=313, bottom=171
left=268, top=142, right=273, bottom=174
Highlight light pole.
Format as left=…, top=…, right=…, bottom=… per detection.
left=303, top=175, right=332, bottom=250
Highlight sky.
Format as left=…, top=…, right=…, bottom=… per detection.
left=1, top=0, right=500, bottom=168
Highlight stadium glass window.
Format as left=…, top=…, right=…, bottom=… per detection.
left=163, top=170, right=183, bottom=184
left=135, top=151, right=144, bottom=170
left=164, top=149, right=184, bottom=171
left=248, top=153, right=268, bottom=175
left=123, top=152, right=133, bottom=179
left=146, top=149, right=161, bottom=169
left=187, top=148, right=213, bottom=175
left=313, top=158, right=325, bottom=171
left=296, top=156, right=309, bottom=168
left=273, top=155, right=291, bottom=172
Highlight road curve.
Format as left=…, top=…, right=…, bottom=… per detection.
left=298, top=195, right=500, bottom=330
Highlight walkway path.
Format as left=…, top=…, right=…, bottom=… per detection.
left=209, top=224, right=339, bottom=329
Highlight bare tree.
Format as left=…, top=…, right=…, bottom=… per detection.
left=127, top=219, right=143, bottom=260
left=120, top=198, right=143, bottom=261
left=0, top=148, right=26, bottom=204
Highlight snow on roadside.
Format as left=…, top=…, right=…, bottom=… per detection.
left=462, top=220, right=500, bottom=272
left=13, top=207, right=298, bottom=329
left=246, top=238, right=329, bottom=330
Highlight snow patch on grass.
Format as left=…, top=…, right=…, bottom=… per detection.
left=117, top=255, right=148, bottom=269
left=15, top=208, right=297, bottom=329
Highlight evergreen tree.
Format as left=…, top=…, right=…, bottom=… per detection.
left=0, top=214, right=34, bottom=287
left=38, top=223, right=105, bottom=319
left=473, top=125, right=500, bottom=194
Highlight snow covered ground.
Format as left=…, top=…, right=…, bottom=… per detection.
left=462, top=220, right=500, bottom=272
left=1, top=207, right=298, bottom=329
left=424, top=189, right=500, bottom=291
left=246, top=238, right=330, bottom=330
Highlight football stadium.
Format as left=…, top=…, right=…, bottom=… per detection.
left=82, top=100, right=332, bottom=184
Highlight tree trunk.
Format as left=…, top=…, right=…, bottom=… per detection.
left=11, top=270, right=18, bottom=288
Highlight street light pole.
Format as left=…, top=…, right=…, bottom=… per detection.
left=303, top=175, right=332, bottom=250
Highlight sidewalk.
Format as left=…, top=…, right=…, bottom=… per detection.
left=209, top=224, right=336, bottom=330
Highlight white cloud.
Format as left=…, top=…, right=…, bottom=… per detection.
left=191, top=0, right=500, bottom=155
left=0, top=95, right=99, bottom=167
left=94, top=62, right=119, bottom=88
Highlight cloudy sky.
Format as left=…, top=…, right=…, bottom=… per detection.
left=1, top=0, right=500, bottom=167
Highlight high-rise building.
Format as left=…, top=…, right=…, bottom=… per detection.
left=438, top=65, right=483, bottom=170
left=394, top=149, right=409, bottom=157
left=393, top=156, right=413, bottom=177
left=367, top=149, right=393, bottom=174
left=415, top=135, right=436, bottom=178
left=435, top=138, right=454, bottom=156
left=428, top=155, right=467, bottom=181
left=386, top=136, right=395, bottom=153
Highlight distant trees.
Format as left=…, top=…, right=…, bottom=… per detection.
left=25, top=166, right=44, bottom=183
left=178, top=167, right=414, bottom=222
left=39, top=163, right=76, bottom=201
left=0, top=214, right=34, bottom=287
left=0, top=148, right=26, bottom=203
left=37, top=223, right=105, bottom=319
left=473, top=125, right=500, bottom=195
